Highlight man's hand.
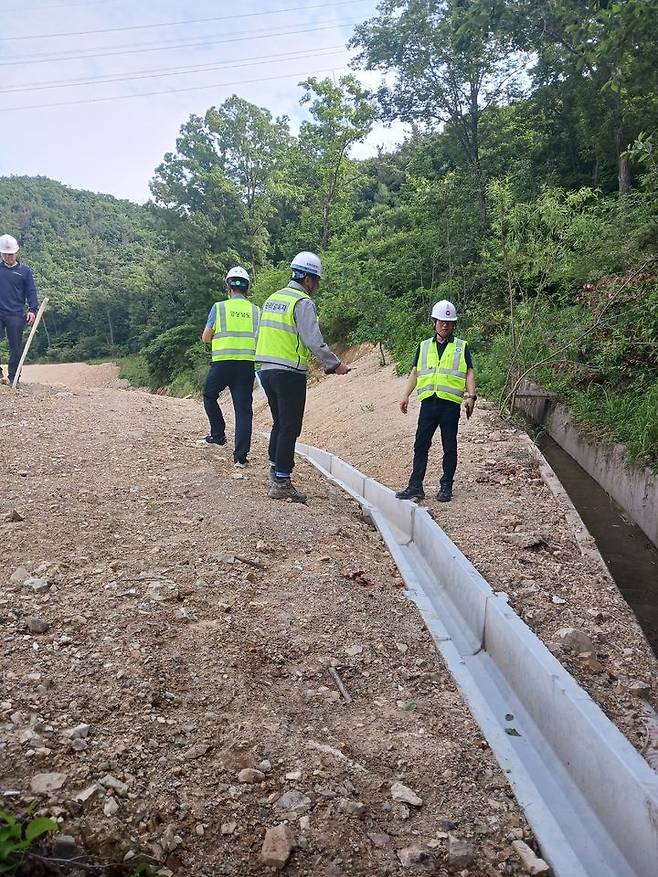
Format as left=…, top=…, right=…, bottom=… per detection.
left=399, top=397, right=409, bottom=415
left=335, top=362, right=350, bottom=375
left=464, top=397, right=476, bottom=418
left=26, top=311, right=36, bottom=325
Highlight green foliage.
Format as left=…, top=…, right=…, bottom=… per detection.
left=251, top=266, right=290, bottom=307
left=118, top=354, right=153, bottom=389
left=142, top=324, right=200, bottom=387
left=0, top=809, right=58, bottom=873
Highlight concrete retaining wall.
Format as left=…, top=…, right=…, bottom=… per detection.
left=515, top=380, right=658, bottom=547
left=296, top=441, right=658, bottom=877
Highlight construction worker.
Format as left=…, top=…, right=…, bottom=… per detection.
left=395, top=299, right=476, bottom=503
left=0, top=234, right=38, bottom=387
left=256, top=251, right=349, bottom=502
left=201, top=266, right=260, bottom=467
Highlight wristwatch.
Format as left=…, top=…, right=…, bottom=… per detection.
left=466, top=394, right=477, bottom=400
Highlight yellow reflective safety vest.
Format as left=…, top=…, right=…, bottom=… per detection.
left=211, top=297, right=260, bottom=362
left=416, top=336, right=468, bottom=403
left=255, top=286, right=312, bottom=372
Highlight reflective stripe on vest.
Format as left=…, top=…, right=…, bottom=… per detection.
left=416, top=337, right=467, bottom=403
left=255, top=287, right=312, bottom=371
left=211, top=298, right=259, bottom=362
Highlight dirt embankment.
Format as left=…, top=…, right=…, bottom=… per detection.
left=2, top=370, right=534, bottom=876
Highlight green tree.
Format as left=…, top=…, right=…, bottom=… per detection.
left=294, top=75, right=376, bottom=249
left=350, top=0, right=526, bottom=210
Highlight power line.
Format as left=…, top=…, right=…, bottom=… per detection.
left=2, top=0, right=369, bottom=41
left=0, top=46, right=346, bottom=94
left=6, top=64, right=350, bottom=112
left=19, top=0, right=117, bottom=10
left=0, top=20, right=360, bottom=67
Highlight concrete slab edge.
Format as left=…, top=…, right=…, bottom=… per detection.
left=517, top=432, right=613, bottom=580
left=296, top=442, right=658, bottom=877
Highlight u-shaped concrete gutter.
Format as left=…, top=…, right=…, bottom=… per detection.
left=295, top=441, right=658, bottom=877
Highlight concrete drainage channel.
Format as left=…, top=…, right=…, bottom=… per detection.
left=295, top=441, right=658, bottom=877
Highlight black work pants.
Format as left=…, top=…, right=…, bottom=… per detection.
left=259, top=368, right=307, bottom=478
left=0, top=311, right=25, bottom=383
left=203, top=361, right=255, bottom=463
left=408, top=396, right=460, bottom=489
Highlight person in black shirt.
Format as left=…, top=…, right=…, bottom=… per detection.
left=395, top=300, right=476, bottom=502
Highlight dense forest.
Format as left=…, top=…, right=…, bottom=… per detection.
left=1, top=0, right=657, bottom=466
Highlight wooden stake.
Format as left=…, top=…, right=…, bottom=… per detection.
left=11, top=297, right=49, bottom=390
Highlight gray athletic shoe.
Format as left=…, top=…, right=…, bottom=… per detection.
left=268, top=478, right=307, bottom=503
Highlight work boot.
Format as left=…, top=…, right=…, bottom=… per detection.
left=268, top=478, right=307, bottom=503
left=395, top=486, right=425, bottom=501
left=436, top=485, right=453, bottom=502
left=204, top=434, right=226, bottom=446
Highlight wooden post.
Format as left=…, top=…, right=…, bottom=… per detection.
left=11, top=297, right=49, bottom=390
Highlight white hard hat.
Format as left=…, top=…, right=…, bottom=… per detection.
left=225, top=266, right=250, bottom=284
left=431, top=299, right=458, bottom=321
left=290, top=251, right=322, bottom=279
left=0, top=234, right=19, bottom=254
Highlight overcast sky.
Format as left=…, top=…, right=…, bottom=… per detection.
left=0, top=0, right=404, bottom=204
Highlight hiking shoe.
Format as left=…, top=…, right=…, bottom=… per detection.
left=395, top=486, right=425, bottom=501
left=204, top=435, right=226, bottom=446
left=436, top=486, right=453, bottom=502
left=268, top=478, right=307, bottom=503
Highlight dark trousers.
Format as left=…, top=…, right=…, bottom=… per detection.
left=0, top=311, right=25, bottom=383
left=408, top=396, right=461, bottom=489
left=203, top=361, right=255, bottom=463
left=259, top=368, right=307, bottom=478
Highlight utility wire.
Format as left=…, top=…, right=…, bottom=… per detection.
left=0, top=46, right=346, bottom=94
left=19, top=0, right=117, bottom=10
left=0, top=20, right=359, bottom=67
left=7, top=64, right=350, bottom=112
left=4, top=20, right=352, bottom=64
left=2, top=0, right=369, bottom=41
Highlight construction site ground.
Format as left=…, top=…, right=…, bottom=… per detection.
left=0, top=350, right=655, bottom=877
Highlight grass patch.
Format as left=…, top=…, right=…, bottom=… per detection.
left=117, top=354, right=153, bottom=389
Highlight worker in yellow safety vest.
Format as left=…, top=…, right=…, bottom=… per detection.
left=256, top=251, right=349, bottom=503
left=395, top=299, right=477, bottom=502
left=201, top=266, right=260, bottom=467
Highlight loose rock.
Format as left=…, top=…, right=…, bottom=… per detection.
left=26, top=616, right=50, bottom=634
left=511, top=840, right=550, bottom=874
left=397, top=846, right=428, bottom=867
left=274, top=789, right=311, bottom=814
left=261, top=824, right=295, bottom=870
left=555, top=627, right=595, bottom=654
left=24, top=576, right=50, bottom=594
left=103, top=797, right=119, bottom=817
left=30, top=772, right=68, bottom=794
left=390, top=781, right=423, bottom=807
left=100, top=774, right=128, bottom=797
left=628, top=680, right=651, bottom=699
left=9, top=566, right=29, bottom=584
left=447, top=835, right=475, bottom=868
left=238, top=768, right=265, bottom=784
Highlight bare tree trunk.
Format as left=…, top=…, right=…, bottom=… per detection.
left=106, top=307, right=115, bottom=347
left=617, top=128, right=632, bottom=194
left=613, top=92, right=632, bottom=195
